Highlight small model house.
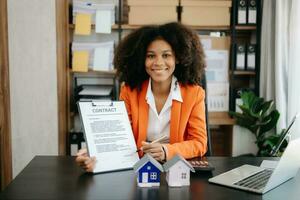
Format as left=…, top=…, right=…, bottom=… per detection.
left=133, top=154, right=164, bottom=187
left=163, top=154, right=195, bottom=187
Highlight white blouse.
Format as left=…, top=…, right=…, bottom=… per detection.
left=146, top=76, right=183, bottom=143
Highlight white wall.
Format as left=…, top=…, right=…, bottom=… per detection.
left=7, top=0, right=58, bottom=177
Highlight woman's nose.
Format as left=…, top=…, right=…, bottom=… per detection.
left=154, top=56, right=164, bottom=65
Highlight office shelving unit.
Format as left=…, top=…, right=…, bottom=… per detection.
left=229, top=0, right=262, bottom=112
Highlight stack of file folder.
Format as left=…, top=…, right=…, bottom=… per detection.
left=76, top=85, right=113, bottom=101
left=72, top=41, right=114, bottom=72
left=72, top=0, right=117, bottom=27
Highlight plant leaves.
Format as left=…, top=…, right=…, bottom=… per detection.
left=241, top=91, right=256, bottom=109
left=259, top=110, right=280, bottom=134
left=228, top=90, right=282, bottom=156
left=256, top=132, right=288, bottom=156
left=251, top=97, right=264, bottom=116
left=260, top=100, right=274, bottom=116
left=230, top=111, right=257, bottom=132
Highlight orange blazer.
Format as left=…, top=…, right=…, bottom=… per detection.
left=119, top=79, right=207, bottom=160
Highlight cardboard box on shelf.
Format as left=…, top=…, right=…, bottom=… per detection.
left=127, top=0, right=178, bottom=25
left=181, top=0, right=232, bottom=26
left=200, top=35, right=231, bottom=83
left=199, top=35, right=231, bottom=51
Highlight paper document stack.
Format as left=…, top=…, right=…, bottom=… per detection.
left=77, top=85, right=113, bottom=101
left=200, top=35, right=230, bottom=112
left=73, top=0, right=117, bottom=34
left=72, top=41, right=114, bottom=72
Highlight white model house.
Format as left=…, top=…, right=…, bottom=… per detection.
left=133, top=154, right=164, bottom=187
left=163, top=154, right=195, bottom=187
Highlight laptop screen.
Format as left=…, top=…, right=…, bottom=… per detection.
left=269, top=113, right=299, bottom=156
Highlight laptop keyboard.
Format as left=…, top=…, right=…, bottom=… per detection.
left=233, top=169, right=273, bottom=190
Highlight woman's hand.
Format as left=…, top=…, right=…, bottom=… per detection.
left=75, top=148, right=96, bottom=172
left=141, top=141, right=166, bottom=162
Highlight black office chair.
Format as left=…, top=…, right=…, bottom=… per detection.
left=200, top=73, right=212, bottom=156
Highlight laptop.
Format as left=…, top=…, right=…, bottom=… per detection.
left=209, top=114, right=300, bottom=194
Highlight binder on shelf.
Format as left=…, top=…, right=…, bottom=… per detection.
left=247, top=0, right=257, bottom=24
left=69, top=132, right=80, bottom=156
left=233, top=88, right=245, bottom=113
left=81, top=141, right=87, bottom=150
left=78, top=132, right=86, bottom=150
left=237, top=0, right=247, bottom=25
left=232, top=88, right=254, bottom=112
left=235, top=90, right=242, bottom=113
left=69, top=132, right=86, bottom=155
left=246, top=44, right=256, bottom=70
left=235, top=44, right=246, bottom=70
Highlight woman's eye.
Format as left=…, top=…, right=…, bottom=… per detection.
left=147, top=54, right=155, bottom=59
left=162, top=54, right=171, bottom=58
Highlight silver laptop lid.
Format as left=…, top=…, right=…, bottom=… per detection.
left=264, top=137, right=300, bottom=193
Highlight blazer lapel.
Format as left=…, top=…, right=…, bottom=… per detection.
left=170, top=83, right=184, bottom=143
left=137, top=80, right=149, bottom=148
left=170, top=100, right=181, bottom=143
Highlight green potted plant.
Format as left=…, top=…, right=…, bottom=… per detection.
left=229, top=91, right=287, bottom=156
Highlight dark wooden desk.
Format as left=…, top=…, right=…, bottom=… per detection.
left=1, top=156, right=299, bottom=200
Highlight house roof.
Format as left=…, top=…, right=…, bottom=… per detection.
left=163, top=154, right=195, bottom=172
left=133, top=154, right=164, bottom=172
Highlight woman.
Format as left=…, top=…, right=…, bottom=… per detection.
left=76, top=22, right=207, bottom=172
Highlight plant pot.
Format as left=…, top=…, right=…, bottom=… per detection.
left=232, top=125, right=258, bottom=156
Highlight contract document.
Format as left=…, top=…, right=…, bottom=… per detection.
left=78, top=101, right=139, bottom=173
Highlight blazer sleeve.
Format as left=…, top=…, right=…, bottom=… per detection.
left=165, top=87, right=207, bottom=160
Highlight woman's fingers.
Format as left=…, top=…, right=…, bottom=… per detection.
left=151, top=152, right=163, bottom=159
left=143, top=147, right=162, bottom=154
left=84, top=156, right=96, bottom=166
left=140, top=142, right=164, bottom=161
left=75, top=154, right=90, bottom=164
left=141, top=142, right=162, bottom=152
left=85, top=157, right=96, bottom=172
left=76, top=148, right=88, bottom=156
left=75, top=148, right=96, bottom=172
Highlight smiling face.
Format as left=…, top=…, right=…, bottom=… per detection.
left=145, top=39, right=176, bottom=85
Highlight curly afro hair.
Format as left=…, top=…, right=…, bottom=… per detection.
left=113, top=22, right=206, bottom=90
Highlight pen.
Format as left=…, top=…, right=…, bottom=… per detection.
left=136, top=135, right=168, bottom=152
